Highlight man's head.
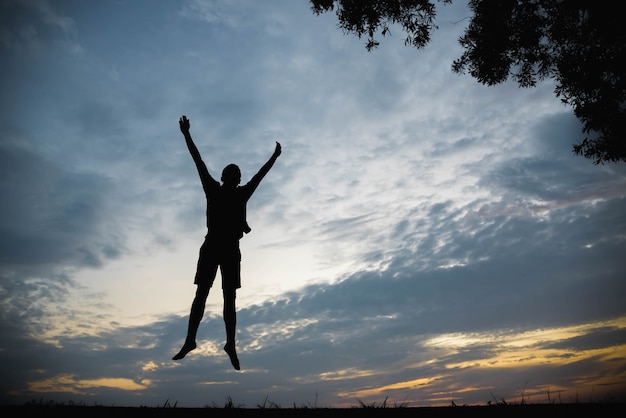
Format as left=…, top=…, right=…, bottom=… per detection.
left=221, top=164, right=241, bottom=186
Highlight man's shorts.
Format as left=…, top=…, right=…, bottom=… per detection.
left=194, top=238, right=241, bottom=290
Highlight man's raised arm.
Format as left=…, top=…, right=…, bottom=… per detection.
left=179, top=115, right=215, bottom=189
left=247, top=142, right=282, bottom=192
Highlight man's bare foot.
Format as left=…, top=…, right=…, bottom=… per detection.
left=172, top=342, right=196, bottom=360
left=224, top=344, right=240, bottom=370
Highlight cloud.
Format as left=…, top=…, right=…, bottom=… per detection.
left=0, top=0, right=80, bottom=54
left=25, top=375, right=150, bottom=395
left=0, top=142, right=120, bottom=269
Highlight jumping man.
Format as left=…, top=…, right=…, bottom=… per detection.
left=173, top=115, right=281, bottom=370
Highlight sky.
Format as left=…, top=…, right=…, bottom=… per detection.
left=1, top=0, right=625, bottom=409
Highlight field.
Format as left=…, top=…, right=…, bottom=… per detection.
left=2, top=403, right=624, bottom=417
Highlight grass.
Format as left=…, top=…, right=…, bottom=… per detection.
left=4, top=398, right=625, bottom=418
left=10, top=394, right=625, bottom=410
left=5, top=383, right=625, bottom=418
left=353, top=396, right=409, bottom=409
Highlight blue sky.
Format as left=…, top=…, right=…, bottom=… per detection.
left=1, top=0, right=625, bottom=408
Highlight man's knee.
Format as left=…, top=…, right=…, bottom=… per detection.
left=223, top=289, right=236, bottom=310
left=195, top=283, right=211, bottom=298
left=222, top=287, right=236, bottom=297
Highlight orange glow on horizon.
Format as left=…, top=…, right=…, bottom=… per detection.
left=333, top=316, right=626, bottom=405
left=338, top=375, right=443, bottom=399
left=18, top=374, right=150, bottom=396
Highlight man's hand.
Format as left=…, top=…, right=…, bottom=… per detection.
left=274, top=141, right=282, bottom=157
left=179, top=115, right=190, bottom=135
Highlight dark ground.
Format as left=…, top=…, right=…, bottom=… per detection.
left=2, top=403, right=624, bottom=417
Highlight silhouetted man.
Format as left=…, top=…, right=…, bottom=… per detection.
left=173, top=115, right=281, bottom=370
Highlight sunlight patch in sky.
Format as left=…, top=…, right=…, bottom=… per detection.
left=319, top=368, right=379, bottom=381
left=337, top=375, right=443, bottom=399
left=21, top=374, right=150, bottom=395
left=424, top=316, right=626, bottom=351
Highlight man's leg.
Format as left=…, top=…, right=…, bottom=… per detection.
left=173, top=282, right=211, bottom=360
left=223, top=288, right=240, bottom=370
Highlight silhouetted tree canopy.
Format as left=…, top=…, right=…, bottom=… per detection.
left=310, top=0, right=626, bottom=164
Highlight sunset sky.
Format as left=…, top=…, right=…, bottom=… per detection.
left=1, top=0, right=625, bottom=408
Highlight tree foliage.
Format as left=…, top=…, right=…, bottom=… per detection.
left=311, top=0, right=447, bottom=51
left=310, top=0, right=626, bottom=164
